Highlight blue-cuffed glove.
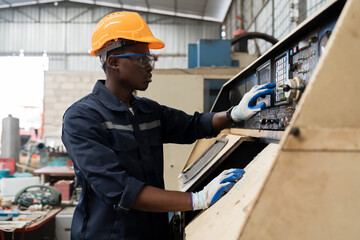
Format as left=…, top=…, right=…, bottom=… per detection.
left=230, top=82, right=275, bottom=121
left=191, top=168, right=245, bottom=210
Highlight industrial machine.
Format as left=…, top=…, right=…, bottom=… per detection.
left=178, top=0, right=360, bottom=239
left=212, top=9, right=337, bottom=131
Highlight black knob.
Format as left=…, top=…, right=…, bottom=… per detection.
left=283, top=84, right=291, bottom=92
left=290, top=127, right=300, bottom=137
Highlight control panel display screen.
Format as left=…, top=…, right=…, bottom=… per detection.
left=256, top=61, right=271, bottom=107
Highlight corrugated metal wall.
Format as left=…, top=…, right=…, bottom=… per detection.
left=224, top=0, right=331, bottom=56
left=307, top=0, right=332, bottom=15
left=0, top=1, right=332, bottom=71
left=0, top=2, right=221, bottom=71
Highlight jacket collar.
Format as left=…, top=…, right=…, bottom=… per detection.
left=92, top=80, right=151, bottom=113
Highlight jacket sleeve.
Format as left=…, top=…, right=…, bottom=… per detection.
left=61, top=106, right=145, bottom=213
left=159, top=104, right=218, bottom=144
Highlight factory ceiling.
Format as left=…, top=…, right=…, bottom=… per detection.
left=0, top=0, right=232, bottom=22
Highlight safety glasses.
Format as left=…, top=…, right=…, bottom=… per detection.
left=114, top=54, right=155, bottom=68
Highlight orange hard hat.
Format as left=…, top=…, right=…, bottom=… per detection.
left=90, top=11, right=165, bottom=56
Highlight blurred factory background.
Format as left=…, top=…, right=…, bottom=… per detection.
left=0, top=1, right=331, bottom=188
left=0, top=0, right=342, bottom=238
left=0, top=0, right=331, bottom=189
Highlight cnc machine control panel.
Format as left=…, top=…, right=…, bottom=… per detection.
left=212, top=5, right=339, bottom=131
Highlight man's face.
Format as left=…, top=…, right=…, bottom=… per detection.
left=114, top=43, right=153, bottom=91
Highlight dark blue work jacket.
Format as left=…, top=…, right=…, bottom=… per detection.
left=61, top=80, right=215, bottom=240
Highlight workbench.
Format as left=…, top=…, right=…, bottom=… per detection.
left=33, top=166, right=75, bottom=184
left=0, top=208, right=62, bottom=240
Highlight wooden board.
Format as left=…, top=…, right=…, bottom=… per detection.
left=282, top=127, right=360, bottom=151
left=185, top=144, right=279, bottom=240
left=240, top=151, right=360, bottom=240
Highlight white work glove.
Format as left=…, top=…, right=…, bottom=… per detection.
left=231, top=83, right=275, bottom=121
left=191, top=168, right=245, bottom=210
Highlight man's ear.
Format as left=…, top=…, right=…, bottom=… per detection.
left=106, top=55, right=119, bottom=71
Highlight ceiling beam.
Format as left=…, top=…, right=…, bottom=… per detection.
left=0, top=14, right=11, bottom=22
left=14, top=8, right=39, bottom=21
left=1, top=0, right=41, bottom=8
left=0, top=0, right=223, bottom=22
left=71, top=0, right=221, bottom=22
left=0, top=0, right=11, bottom=8
left=67, top=7, right=91, bottom=22
left=42, top=7, right=64, bottom=21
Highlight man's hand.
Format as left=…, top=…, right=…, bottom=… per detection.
left=231, top=82, right=275, bottom=121
left=191, top=169, right=245, bottom=210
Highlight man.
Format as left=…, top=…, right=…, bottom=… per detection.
left=61, top=12, right=275, bottom=240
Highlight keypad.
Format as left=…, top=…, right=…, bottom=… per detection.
left=275, top=56, right=287, bottom=102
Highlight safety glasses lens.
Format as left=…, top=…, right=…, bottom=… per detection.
left=114, top=54, right=155, bottom=68
left=139, top=55, right=154, bottom=68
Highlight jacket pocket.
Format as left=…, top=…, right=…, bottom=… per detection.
left=111, top=131, right=145, bottom=180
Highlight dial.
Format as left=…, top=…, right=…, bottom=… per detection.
left=319, top=30, right=331, bottom=56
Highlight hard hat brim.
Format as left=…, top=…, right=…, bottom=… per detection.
left=144, top=37, right=165, bottom=49
left=90, top=37, right=164, bottom=56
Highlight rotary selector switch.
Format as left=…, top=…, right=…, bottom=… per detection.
left=282, top=76, right=305, bottom=101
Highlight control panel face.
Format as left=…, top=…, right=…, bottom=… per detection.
left=221, top=17, right=337, bottom=131
left=290, top=35, right=318, bottom=84
left=248, top=31, right=322, bottom=130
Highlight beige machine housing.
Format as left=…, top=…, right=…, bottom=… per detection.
left=180, top=0, right=360, bottom=239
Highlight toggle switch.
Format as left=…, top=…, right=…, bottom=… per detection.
left=290, top=62, right=299, bottom=72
